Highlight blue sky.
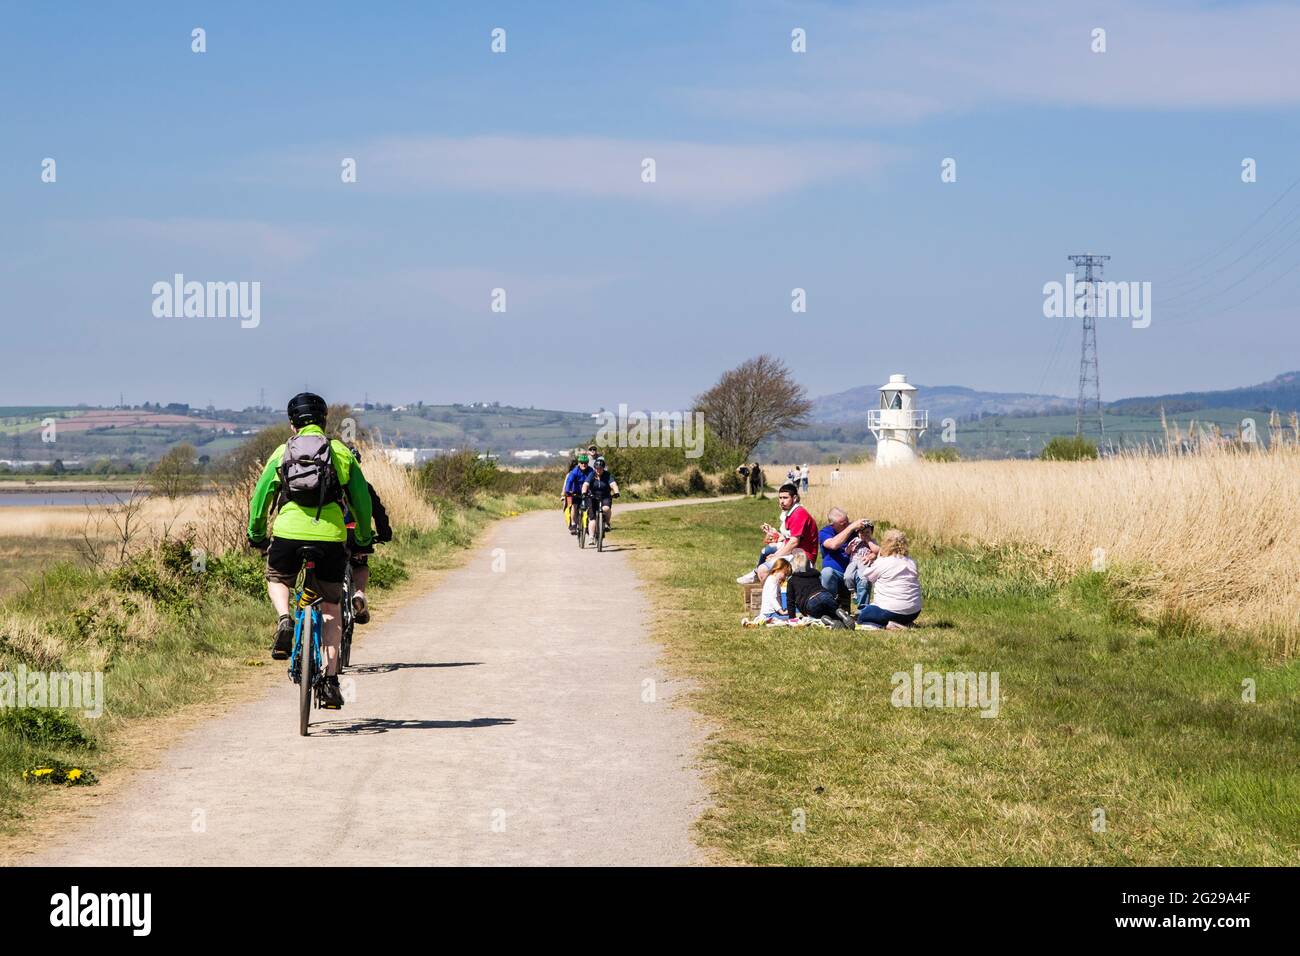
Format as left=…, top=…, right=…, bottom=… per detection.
left=3, top=0, right=1299, bottom=412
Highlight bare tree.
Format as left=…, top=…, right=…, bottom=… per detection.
left=107, top=481, right=151, bottom=563
left=76, top=480, right=151, bottom=567
left=694, top=355, right=813, bottom=459
left=149, top=443, right=201, bottom=500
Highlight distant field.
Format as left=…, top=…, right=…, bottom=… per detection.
left=1, top=403, right=596, bottom=467
left=0, top=407, right=68, bottom=418
left=0, top=409, right=237, bottom=435
left=764, top=406, right=1286, bottom=464
left=0, top=536, right=86, bottom=602
left=356, top=404, right=597, bottom=456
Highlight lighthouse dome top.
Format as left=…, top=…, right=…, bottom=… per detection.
left=878, top=373, right=916, bottom=392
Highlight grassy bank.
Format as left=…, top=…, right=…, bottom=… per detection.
left=619, top=497, right=1300, bottom=865
left=0, top=489, right=549, bottom=829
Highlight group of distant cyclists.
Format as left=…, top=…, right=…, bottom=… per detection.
left=562, top=443, right=620, bottom=538
left=245, top=392, right=391, bottom=711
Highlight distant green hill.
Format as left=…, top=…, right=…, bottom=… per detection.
left=11, top=373, right=1299, bottom=469
left=0, top=402, right=600, bottom=469
left=767, top=371, right=1300, bottom=464
left=1108, top=371, right=1300, bottom=415
left=809, top=383, right=1070, bottom=424
left=354, top=403, right=597, bottom=455
left=762, top=407, right=1278, bottom=465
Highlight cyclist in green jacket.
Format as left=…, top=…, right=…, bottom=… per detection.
left=247, top=393, right=373, bottom=709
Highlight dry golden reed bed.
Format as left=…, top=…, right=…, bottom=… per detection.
left=0, top=442, right=439, bottom=556
left=804, top=447, right=1300, bottom=656
left=0, top=495, right=206, bottom=540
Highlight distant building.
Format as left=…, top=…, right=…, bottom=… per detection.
left=380, top=448, right=455, bottom=466
left=0, top=459, right=84, bottom=470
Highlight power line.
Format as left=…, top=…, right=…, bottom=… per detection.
left=1157, top=171, right=1300, bottom=285
left=1162, top=229, right=1300, bottom=328
left=1161, top=201, right=1300, bottom=307
left=1035, top=310, right=1072, bottom=397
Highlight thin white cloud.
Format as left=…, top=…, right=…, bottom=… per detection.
left=68, top=218, right=338, bottom=265
left=691, top=0, right=1300, bottom=124
left=307, top=136, right=899, bottom=204
left=367, top=266, right=621, bottom=315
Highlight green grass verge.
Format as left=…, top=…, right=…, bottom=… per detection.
left=0, top=491, right=551, bottom=828
left=618, top=497, right=1300, bottom=865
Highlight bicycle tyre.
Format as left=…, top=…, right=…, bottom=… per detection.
left=596, top=508, right=604, bottom=552
left=299, top=611, right=314, bottom=737
left=577, top=501, right=587, bottom=549
left=339, top=565, right=353, bottom=669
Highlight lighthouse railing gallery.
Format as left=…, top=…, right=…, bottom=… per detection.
left=867, top=409, right=929, bottom=432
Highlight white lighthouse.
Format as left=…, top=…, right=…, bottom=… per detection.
left=867, top=374, right=928, bottom=467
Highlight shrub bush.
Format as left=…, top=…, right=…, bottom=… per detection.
left=420, top=451, right=501, bottom=507
left=208, top=551, right=267, bottom=598
left=109, top=552, right=194, bottom=615
left=367, top=555, right=409, bottom=590
left=0, top=708, right=96, bottom=750
left=1040, top=436, right=1099, bottom=461
left=923, top=446, right=961, bottom=462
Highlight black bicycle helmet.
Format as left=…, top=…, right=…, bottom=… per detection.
left=593, top=456, right=606, bottom=468
left=287, top=392, right=328, bottom=428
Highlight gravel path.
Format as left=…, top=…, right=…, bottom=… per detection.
left=23, top=500, right=715, bottom=866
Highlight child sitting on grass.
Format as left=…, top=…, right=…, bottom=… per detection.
left=742, top=557, right=793, bottom=627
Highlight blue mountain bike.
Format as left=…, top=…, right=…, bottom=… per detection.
left=288, top=546, right=326, bottom=736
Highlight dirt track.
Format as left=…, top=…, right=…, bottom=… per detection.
left=19, top=500, right=715, bottom=866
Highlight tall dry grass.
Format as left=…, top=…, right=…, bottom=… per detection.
left=197, top=443, right=440, bottom=552
left=357, top=445, right=439, bottom=535
left=0, top=495, right=206, bottom=541
left=0, top=443, right=438, bottom=563
left=803, top=447, right=1300, bottom=656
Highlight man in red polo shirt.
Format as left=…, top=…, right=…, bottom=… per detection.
left=736, top=482, right=820, bottom=584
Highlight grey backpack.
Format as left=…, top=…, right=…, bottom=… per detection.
left=278, top=433, right=342, bottom=519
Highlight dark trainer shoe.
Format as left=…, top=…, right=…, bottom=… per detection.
left=320, top=675, right=344, bottom=709
left=271, top=615, right=294, bottom=660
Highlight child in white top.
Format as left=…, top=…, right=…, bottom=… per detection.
left=744, top=558, right=792, bottom=626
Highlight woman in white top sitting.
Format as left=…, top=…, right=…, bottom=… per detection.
left=855, top=529, right=922, bottom=630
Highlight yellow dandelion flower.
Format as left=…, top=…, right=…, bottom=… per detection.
left=32, top=768, right=53, bottom=777
left=67, top=769, right=82, bottom=781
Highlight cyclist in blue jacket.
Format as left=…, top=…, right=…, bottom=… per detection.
left=562, top=454, right=593, bottom=534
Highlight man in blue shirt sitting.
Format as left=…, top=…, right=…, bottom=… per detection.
left=819, top=509, right=875, bottom=609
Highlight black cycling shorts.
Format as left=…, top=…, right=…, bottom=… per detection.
left=265, top=538, right=348, bottom=602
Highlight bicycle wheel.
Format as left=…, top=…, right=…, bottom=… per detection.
left=339, top=566, right=354, bottom=669
left=298, top=610, right=314, bottom=737
left=596, top=508, right=604, bottom=552
left=577, top=502, right=587, bottom=549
